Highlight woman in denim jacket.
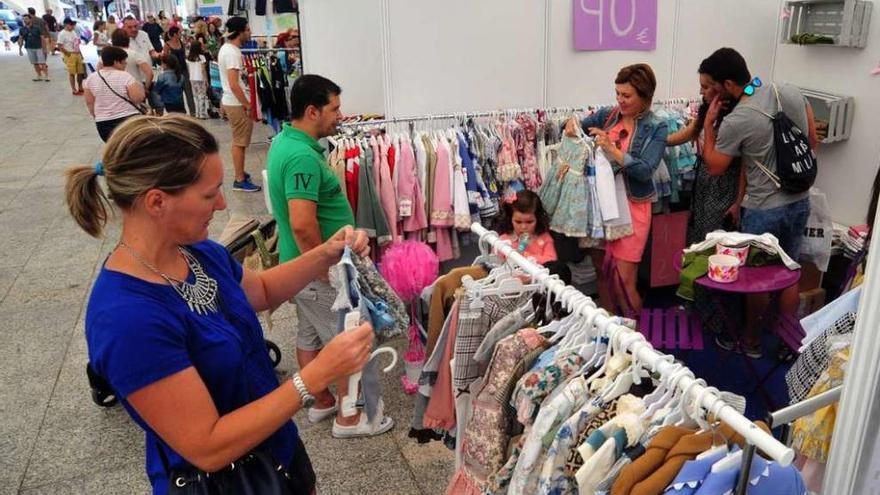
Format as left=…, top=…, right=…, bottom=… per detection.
left=581, top=64, right=667, bottom=316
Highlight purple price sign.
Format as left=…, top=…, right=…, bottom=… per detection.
left=573, top=0, right=657, bottom=51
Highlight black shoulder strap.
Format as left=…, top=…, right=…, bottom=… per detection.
left=97, top=69, right=147, bottom=115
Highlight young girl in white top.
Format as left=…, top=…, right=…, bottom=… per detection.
left=186, top=40, right=210, bottom=119
left=93, top=20, right=109, bottom=48
left=0, top=20, right=11, bottom=51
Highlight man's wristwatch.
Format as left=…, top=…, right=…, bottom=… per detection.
left=291, top=373, right=316, bottom=408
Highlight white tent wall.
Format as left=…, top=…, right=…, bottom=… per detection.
left=385, top=0, right=546, bottom=116
left=297, top=0, right=780, bottom=119
left=667, top=0, right=780, bottom=99
left=297, top=0, right=877, bottom=224
left=297, top=0, right=385, bottom=116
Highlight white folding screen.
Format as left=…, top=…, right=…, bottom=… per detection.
left=297, top=0, right=387, bottom=116
left=669, top=0, right=781, bottom=98
left=299, top=0, right=781, bottom=116
left=384, top=0, right=546, bottom=116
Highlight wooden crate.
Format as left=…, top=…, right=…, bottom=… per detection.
left=781, top=0, right=872, bottom=48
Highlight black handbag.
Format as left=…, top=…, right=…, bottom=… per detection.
left=160, top=447, right=313, bottom=495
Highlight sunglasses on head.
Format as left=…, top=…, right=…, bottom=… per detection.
left=743, top=77, right=763, bottom=96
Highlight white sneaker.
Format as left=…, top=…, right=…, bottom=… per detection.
left=331, top=411, right=394, bottom=439
left=307, top=403, right=338, bottom=423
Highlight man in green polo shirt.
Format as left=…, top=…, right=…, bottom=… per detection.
left=267, top=74, right=393, bottom=439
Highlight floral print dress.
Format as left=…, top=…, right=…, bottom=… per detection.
left=511, top=350, right=585, bottom=426
left=445, top=329, right=548, bottom=495
left=539, top=136, right=593, bottom=237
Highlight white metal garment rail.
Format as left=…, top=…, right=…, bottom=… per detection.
left=470, top=223, right=795, bottom=467
left=338, top=97, right=702, bottom=129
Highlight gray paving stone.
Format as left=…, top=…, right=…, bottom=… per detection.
left=0, top=262, right=94, bottom=312
left=0, top=227, right=49, bottom=269
left=23, top=235, right=105, bottom=271
left=19, top=465, right=150, bottom=495
left=0, top=376, right=55, bottom=495
left=0, top=303, right=82, bottom=380
left=314, top=456, right=422, bottom=495
left=0, top=188, right=22, bottom=210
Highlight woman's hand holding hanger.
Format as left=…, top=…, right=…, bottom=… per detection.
left=588, top=127, right=626, bottom=165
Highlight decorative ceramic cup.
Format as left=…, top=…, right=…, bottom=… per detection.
left=708, top=254, right=740, bottom=283
left=716, top=244, right=749, bottom=266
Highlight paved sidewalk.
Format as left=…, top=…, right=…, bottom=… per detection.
left=0, top=50, right=453, bottom=494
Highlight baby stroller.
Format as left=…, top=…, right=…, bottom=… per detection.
left=88, top=217, right=283, bottom=408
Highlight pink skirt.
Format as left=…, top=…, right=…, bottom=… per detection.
left=606, top=199, right=652, bottom=263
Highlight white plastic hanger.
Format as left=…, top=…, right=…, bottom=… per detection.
left=640, top=354, right=676, bottom=409
left=582, top=319, right=624, bottom=388
left=598, top=331, right=651, bottom=402
left=340, top=310, right=399, bottom=416
left=642, top=365, right=693, bottom=423
left=585, top=312, right=617, bottom=371
left=689, top=385, right=720, bottom=431
left=550, top=290, right=594, bottom=344
left=664, top=377, right=707, bottom=427
left=472, top=230, right=504, bottom=268
left=711, top=448, right=743, bottom=473
left=693, top=385, right=729, bottom=460
left=556, top=301, right=601, bottom=355
left=479, top=275, right=542, bottom=299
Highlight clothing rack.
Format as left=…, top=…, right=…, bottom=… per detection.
left=769, top=384, right=842, bottom=428
left=734, top=384, right=843, bottom=493
left=338, top=97, right=701, bottom=129
left=241, top=47, right=299, bottom=53
left=469, top=222, right=795, bottom=470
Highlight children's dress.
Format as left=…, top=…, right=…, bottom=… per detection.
left=539, top=136, right=592, bottom=237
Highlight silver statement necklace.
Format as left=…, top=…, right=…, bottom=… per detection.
left=119, top=241, right=220, bottom=315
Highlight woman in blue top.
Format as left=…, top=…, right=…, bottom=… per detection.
left=64, top=115, right=374, bottom=494
left=580, top=64, right=668, bottom=317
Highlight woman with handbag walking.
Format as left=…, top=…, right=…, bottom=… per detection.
left=65, top=115, right=376, bottom=494
left=83, top=46, right=145, bottom=141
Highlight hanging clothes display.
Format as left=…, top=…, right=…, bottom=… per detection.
left=334, top=101, right=697, bottom=261
left=407, top=225, right=806, bottom=495
left=241, top=49, right=296, bottom=133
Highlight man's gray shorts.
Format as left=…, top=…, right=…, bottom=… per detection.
left=293, top=280, right=339, bottom=351
left=27, top=48, right=46, bottom=65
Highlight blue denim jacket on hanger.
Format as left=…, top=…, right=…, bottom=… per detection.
left=329, top=247, right=395, bottom=422
left=581, top=106, right=668, bottom=202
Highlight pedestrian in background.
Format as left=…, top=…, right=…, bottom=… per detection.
left=142, top=14, right=164, bottom=55
left=186, top=40, right=210, bottom=119
left=83, top=46, right=145, bottom=141
left=0, top=20, right=11, bottom=52
left=106, top=14, right=117, bottom=39
left=218, top=16, right=261, bottom=192
left=152, top=54, right=186, bottom=114
left=18, top=14, right=50, bottom=82
left=93, top=20, right=110, bottom=48
left=58, top=18, right=86, bottom=95
left=41, top=8, right=59, bottom=55
left=162, top=26, right=195, bottom=115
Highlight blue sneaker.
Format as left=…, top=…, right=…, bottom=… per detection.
left=233, top=178, right=262, bottom=192
left=244, top=172, right=251, bottom=181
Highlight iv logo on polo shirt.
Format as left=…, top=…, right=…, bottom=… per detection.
left=292, top=172, right=314, bottom=190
